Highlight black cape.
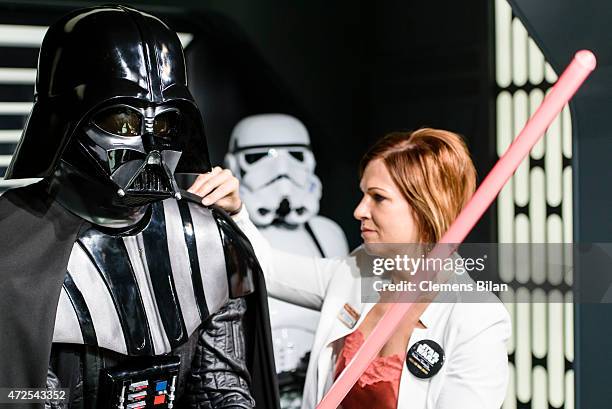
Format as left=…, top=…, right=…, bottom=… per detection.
left=0, top=182, right=280, bottom=409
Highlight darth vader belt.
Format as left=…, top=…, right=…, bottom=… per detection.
left=98, top=355, right=180, bottom=409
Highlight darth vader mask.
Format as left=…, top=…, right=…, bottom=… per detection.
left=75, top=103, right=184, bottom=205
left=6, top=5, right=211, bottom=227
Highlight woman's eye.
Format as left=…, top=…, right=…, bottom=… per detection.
left=373, top=194, right=386, bottom=202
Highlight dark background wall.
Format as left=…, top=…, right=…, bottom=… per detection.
left=0, top=0, right=494, bottom=248
left=191, top=1, right=495, bottom=248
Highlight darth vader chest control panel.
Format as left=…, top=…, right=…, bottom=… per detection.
left=99, top=356, right=180, bottom=409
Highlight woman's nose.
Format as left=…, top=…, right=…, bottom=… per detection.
left=353, top=196, right=369, bottom=220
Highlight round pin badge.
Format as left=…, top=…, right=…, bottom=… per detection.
left=406, top=339, right=445, bottom=379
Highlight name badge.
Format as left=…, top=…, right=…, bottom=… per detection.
left=338, top=303, right=360, bottom=329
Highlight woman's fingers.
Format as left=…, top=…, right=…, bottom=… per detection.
left=187, top=167, right=242, bottom=213
left=187, top=166, right=223, bottom=197
left=201, top=176, right=238, bottom=206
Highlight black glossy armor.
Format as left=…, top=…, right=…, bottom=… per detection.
left=7, top=4, right=210, bottom=180
left=0, top=5, right=279, bottom=409
left=7, top=3, right=211, bottom=227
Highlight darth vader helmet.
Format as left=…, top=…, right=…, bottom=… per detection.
left=225, top=114, right=322, bottom=226
left=6, top=5, right=210, bottom=218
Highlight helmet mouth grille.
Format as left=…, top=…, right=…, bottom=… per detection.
left=126, top=164, right=172, bottom=195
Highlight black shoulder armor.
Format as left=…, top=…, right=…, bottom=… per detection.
left=180, top=190, right=257, bottom=299
left=209, top=205, right=257, bottom=298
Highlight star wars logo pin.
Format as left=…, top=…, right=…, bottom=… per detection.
left=406, top=340, right=445, bottom=379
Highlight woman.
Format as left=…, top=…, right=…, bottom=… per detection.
left=190, top=128, right=511, bottom=409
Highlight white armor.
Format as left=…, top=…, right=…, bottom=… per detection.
left=225, top=114, right=349, bottom=379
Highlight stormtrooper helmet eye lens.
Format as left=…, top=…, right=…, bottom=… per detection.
left=244, top=152, right=267, bottom=164
left=153, top=110, right=180, bottom=137
left=289, top=151, right=304, bottom=162
left=93, top=107, right=142, bottom=136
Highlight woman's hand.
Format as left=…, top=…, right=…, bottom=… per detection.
left=187, top=167, right=242, bottom=215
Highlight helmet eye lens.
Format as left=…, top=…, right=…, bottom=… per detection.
left=93, top=107, right=142, bottom=136
left=244, top=152, right=267, bottom=164
left=289, top=151, right=304, bottom=162
left=154, top=111, right=180, bottom=137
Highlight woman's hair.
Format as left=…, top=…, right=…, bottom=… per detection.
left=359, top=128, right=476, bottom=243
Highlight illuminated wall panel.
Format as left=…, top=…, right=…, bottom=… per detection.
left=494, top=1, right=573, bottom=407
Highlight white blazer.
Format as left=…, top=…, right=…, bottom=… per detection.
left=232, top=208, right=511, bottom=409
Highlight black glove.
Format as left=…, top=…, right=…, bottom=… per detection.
left=45, top=369, right=66, bottom=409
left=185, top=298, right=255, bottom=409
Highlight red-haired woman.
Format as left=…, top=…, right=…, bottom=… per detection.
left=190, top=128, right=511, bottom=409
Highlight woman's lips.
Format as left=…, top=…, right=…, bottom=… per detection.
left=360, top=228, right=376, bottom=238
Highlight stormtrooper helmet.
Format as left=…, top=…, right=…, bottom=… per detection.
left=225, top=114, right=321, bottom=226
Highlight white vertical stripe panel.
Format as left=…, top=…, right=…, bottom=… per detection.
left=162, top=199, right=201, bottom=335
left=562, top=166, right=573, bottom=242
left=123, top=235, right=171, bottom=354
left=565, top=292, right=574, bottom=362
left=530, top=167, right=546, bottom=242
left=0, top=68, right=36, bottom=84
left=563, top=168, right=573, bottom=285
left=562, top=246, right=573, bottom=287
left=503, top=362, right=517, bottom=409
left=0, top=24, right=47, bottom=46
left=67, top=244, right=127, bottom=354
left=528, top=37, right=545, bottom=85
left=500, top=287, right=515, bottom=354
left=189, top=203, right=230, bottom=315
left=498, top=182, right=514, bottom=282
left=532, top=288, right=547, bottom=358
left=565, top=370, right=574, bottom=409
left=498, top=235, right=514, bottom=282
left=547, top=215, right=564, bottom=285
left=0, top=130, right=22, bottom=143
left=495, top=0, right=512, bottom=88
left=547, top=213, right=563, bottom=243
left=513, top=90, right=529, bottom=206
left=546, top=114, right=563, bottom=207
left=52, top=287, right=85, bottom=344
left=548, top=290, right=565, bottom=408
left=532, top=366, right=548, bottom=409
left=511, top=18, right=528, bottom=86
left=562, top=105, right=572, bottom=158
left=516, top=288, right=532, bottom=403
left=497, top=91, right=513, bottom=157
left=515, top=214, right=530, bottom=284
left=530, top=168, right=546, bottom=284
left=529, top=89, right=545, bottom=159
left=545, top=62, right=558, bottom=83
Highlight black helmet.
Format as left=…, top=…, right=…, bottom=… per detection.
left=6, top=4, right=211, bottom=180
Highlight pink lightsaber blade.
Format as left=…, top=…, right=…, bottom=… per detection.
left=316, top=50, right=596, bottom=409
